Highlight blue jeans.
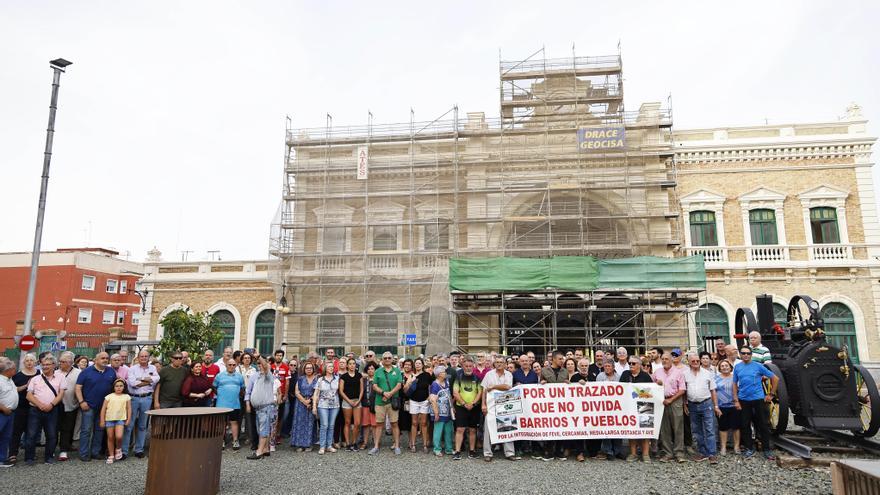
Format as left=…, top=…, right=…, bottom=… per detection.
left=26, top=407, right=58, bottom=462
left=122, top=396, right=151, bottom=455
left=601, top=438, right=624, bottom=457
left=0, top=412, right=13, bottom=462
left=78, top=407, right=104, bottom=460
left=317, top=407, right=339, bottom=449
left=689, top=399, right=717, bottom=457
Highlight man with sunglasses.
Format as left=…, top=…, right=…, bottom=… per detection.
left=154, top=352, right=187, bottom=410
left=732, top=345, right=778, bottom=460
left=619, top=357, right=653, bottom=463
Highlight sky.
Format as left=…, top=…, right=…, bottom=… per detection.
left=1, top=0, right=878, bottom=263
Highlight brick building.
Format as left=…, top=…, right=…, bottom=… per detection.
left=0, top=248, right=143, bottom=353
left=677, top=104, right=880, bottom=363
left=137, top=250, right=278, bottom=357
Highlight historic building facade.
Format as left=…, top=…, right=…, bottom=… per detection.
left=677, top=105, right=880, bottom=363
left=136, top=250, right=278, bottom=356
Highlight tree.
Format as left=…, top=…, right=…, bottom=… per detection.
left=155, top=309, right=223, bottom=361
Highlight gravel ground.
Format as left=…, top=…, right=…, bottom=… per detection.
left=2, top=439, right=833, bottom=495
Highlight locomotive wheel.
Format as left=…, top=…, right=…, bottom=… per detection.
left=854, top=365, right=880, bottom=437
left=764, top=362, right=789, bottom=435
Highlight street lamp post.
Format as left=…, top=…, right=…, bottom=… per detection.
left=21, top=58, right=72, bottom=360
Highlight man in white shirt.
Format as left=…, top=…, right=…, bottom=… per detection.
left=0, top=357, right=19, bottom=468
left=683, top=352, right=720, bottom=463
left=124, top=350, right=159, bottom=458
left=481, top=356, right=519, bottom=461
left=613, top=347, right=629, bottom=376
left=57, top=352, right=81, bottom=461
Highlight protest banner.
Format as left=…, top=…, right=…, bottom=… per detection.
left=485, top=382, right=665, bottom=444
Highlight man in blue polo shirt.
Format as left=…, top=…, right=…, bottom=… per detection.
left=214, top=359, right=245, bottom=450
left=732, top=345, right=778, bottom=460
left=74, top=352, right=116, bottom=461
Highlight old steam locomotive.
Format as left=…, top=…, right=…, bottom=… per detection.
left=735, top=294, right=880, bottom=437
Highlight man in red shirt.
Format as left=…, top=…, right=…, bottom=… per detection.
left=270, top=349, right=291, bottom=448
left=202, top=350, right=221, bottom=385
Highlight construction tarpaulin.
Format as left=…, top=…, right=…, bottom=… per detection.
left=449, top=256, right=705, bottom=292
left=597, top=255, right=706, bottom=289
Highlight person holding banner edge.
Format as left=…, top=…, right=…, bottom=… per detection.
left=619, top=356, right=653, bottom=463
left=481, top=356, right=519, bottom=461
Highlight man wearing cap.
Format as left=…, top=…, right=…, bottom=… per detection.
left=653, top=352, right=686, bottom=463
left=370, top=351, right=403, bottom=455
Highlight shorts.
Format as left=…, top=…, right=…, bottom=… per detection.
left=105, top=420, right=125, bottom=427
left=453, top=404, right=481, bottom=429
left=341, top=401, right=361, bottom=410
left=226, top=408, right=242, bottom=422
left=409, top=399, right=430, bottom=415
left=718, top=406, right=740, bottom=431
left=374, top=403, right=399, bottom=424
left=255, top=404, right=278, bottom=438
left=362, top=407, right=376, bottom=426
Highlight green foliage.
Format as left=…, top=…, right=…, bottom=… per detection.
left=155, top=309, right=223, bottom=361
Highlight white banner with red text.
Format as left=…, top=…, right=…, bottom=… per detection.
left=485, top=383, right=665, bottom=444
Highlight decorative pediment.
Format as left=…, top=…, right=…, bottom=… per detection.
left=798, top=185, right=849, bottom=200
left=738, top=186, right=786, bottom=203
left=679, top=189, right=725, bottom=209
left=415, top=199, right=456, bottom=219
left=313, top=201, right=356, bottom=223
left=366, top=199, right=406, bottom=221
left=798, top=185, right=848, bottom=208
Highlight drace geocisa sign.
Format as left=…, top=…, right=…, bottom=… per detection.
left=577, top=126, right=626, bottom=151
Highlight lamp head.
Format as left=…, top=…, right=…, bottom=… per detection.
left=50, top=58, right=72, bottom=70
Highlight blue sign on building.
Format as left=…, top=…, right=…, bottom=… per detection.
left=402, top=334, right=417, bottom=346
left=577, top=126, right=625, bottom=151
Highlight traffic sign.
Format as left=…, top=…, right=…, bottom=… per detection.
left=50, top=341, right=60, bottom=352
left=19, top=335, right=36, bottom=351
left=402, top=334, right=417, bottom=346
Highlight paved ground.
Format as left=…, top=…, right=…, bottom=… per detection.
left=2, top=438, right=834, bottom=495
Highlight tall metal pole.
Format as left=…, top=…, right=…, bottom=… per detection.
left=21, top=59, right=72, bottom=354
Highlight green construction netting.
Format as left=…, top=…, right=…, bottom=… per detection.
left=448, top=255, right=705, bottom=292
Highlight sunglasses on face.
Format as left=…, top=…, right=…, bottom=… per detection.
left=741, top=352, right=752, bottom=355
left=172, top=356, right=183, bottom=360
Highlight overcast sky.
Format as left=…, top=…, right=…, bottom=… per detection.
left=1, top=0, right=877, bottom=263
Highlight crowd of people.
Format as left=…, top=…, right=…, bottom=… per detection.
left=0, top=330, right=780, bottom=467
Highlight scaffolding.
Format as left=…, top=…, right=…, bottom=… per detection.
left=270, top=48, right=697, bottom=357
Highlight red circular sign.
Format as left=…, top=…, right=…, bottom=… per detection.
left=19, top=335, right=36, bottom=351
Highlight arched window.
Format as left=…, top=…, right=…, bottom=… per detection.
left=821, top=303, right=859, bottom=364
left=695, top=303, right=728, bottom=351
left=810, top=207, right=840, bottom=244
left=689, top=211, right=718, bottom=247
left=317, top=308, right=345, bottom=356
left=373, top=226, right=397, bottom=251
left=254, top=309, right=276, bottom=357
left=212, top=310, right=235, bottom=357
left=749, top=209, right=778, bottom=245
left=772, top=303, right=788, bottom=327
left=368, top=307, right=397, bottom=356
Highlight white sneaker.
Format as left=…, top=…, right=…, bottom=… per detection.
left=58, top=452, right=68, bottom=461
left=318, top=448, right=325, bottom=455
left=269, top=445, right=276, bottom=453
left=327, top=447, right=337, bottom=453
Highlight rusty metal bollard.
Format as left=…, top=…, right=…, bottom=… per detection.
left=145, top=407, right=232, bottom=495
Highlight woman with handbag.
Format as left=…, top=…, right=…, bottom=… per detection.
left=405, top=358, right=433, bottom=453
left=359, top=362, right=377, bottom=450
left=290, top=362, right=318, bottom=451
left=312, top=363, right=340, bottom=454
